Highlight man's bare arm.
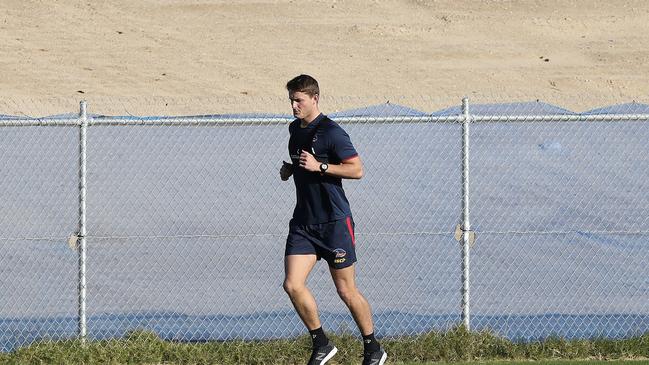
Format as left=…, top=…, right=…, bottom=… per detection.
left=299, top=150, right=363, bottom=179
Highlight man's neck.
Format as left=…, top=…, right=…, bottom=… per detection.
left=300, top=111, right=321, bottom=127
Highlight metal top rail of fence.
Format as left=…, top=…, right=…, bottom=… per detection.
left=2, top=99, right=649, bottom=126
left=3, top=113, right=649, bottom=126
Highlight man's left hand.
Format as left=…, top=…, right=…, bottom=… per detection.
left=299, top=150, right=320, bottom=172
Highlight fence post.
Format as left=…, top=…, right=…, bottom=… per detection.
left=461, top=97, right=471, bottom=330
left=78, top=100, right=88, bottom=343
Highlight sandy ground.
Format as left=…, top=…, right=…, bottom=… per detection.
left=2, top=0, right=649, bottom=116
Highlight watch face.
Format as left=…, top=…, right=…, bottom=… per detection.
left=321, top=163, right=328, bottom=172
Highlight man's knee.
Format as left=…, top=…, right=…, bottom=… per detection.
left=283, top=279, right=306, bottom=298
left=336, top=284, right=359, bottom=304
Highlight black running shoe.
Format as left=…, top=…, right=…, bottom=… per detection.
left=307, top=342, right=338, bottom=365
left=362, top=347, right=387, bottom=365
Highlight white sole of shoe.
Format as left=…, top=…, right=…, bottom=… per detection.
left=319, top=346, right=337, bottom=364
left=378, top=351, right=387, bottom=365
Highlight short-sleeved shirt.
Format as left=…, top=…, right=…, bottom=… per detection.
left=288, top=113, right=358, bottom=224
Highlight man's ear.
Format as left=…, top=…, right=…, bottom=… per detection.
left=313, top=93, right=319, bottom=104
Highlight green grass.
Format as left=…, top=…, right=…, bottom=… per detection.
left=418, top=362, right=649, bottom=365
left=0, top=326, right=647, bottom=365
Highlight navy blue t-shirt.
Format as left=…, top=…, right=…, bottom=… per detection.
left=288, top=114, right=358, bottom=225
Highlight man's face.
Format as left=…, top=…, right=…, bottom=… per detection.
left=289, top=91, right=318, bottom=121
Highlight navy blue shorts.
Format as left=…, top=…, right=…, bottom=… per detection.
left=285, top=216, right=357, bottom=269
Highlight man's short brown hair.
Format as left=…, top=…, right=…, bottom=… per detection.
left=286, top=74, right=320, bottom=97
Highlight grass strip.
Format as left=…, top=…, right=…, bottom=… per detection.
left=0, top=326, right=647, bottom=364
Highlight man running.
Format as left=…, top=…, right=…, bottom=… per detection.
left=280, top=74, right=387, bottom=365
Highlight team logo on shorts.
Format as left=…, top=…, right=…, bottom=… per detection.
left=333, top=248, right=347, bottom=258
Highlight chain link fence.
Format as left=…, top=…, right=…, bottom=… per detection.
left=1, top=99, right=648, bottom=351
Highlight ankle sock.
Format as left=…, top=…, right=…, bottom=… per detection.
left=362, top=332, right=380, bottom=353
left=309, top=327, right=329, bottom=348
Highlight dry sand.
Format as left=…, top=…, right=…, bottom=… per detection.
left=2, top=0, right=649, bottom=115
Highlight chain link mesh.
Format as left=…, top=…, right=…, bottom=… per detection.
left=0, top=125, right=79, bottom=350
left=469, top=102, right=649, bottom=340
left=1, top=99, right=648, bottom=351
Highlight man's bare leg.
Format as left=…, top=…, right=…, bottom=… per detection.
left=283, top=254, right=321, bottom=330
left=285, top=254, right=339, bottom=364
left=330, top=263, right=386, bottom=363
left=329, top=263, right=374, bottom=335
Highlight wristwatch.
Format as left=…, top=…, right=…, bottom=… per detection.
left=319, top=163, right=329, bottom=173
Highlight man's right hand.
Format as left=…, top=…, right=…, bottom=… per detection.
left=280, top=160, right=293, bottom=181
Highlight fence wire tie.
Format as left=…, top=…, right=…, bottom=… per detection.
left=454, top=224, right=476, bottom=247
left=68, top=233, right=80, bottom=250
